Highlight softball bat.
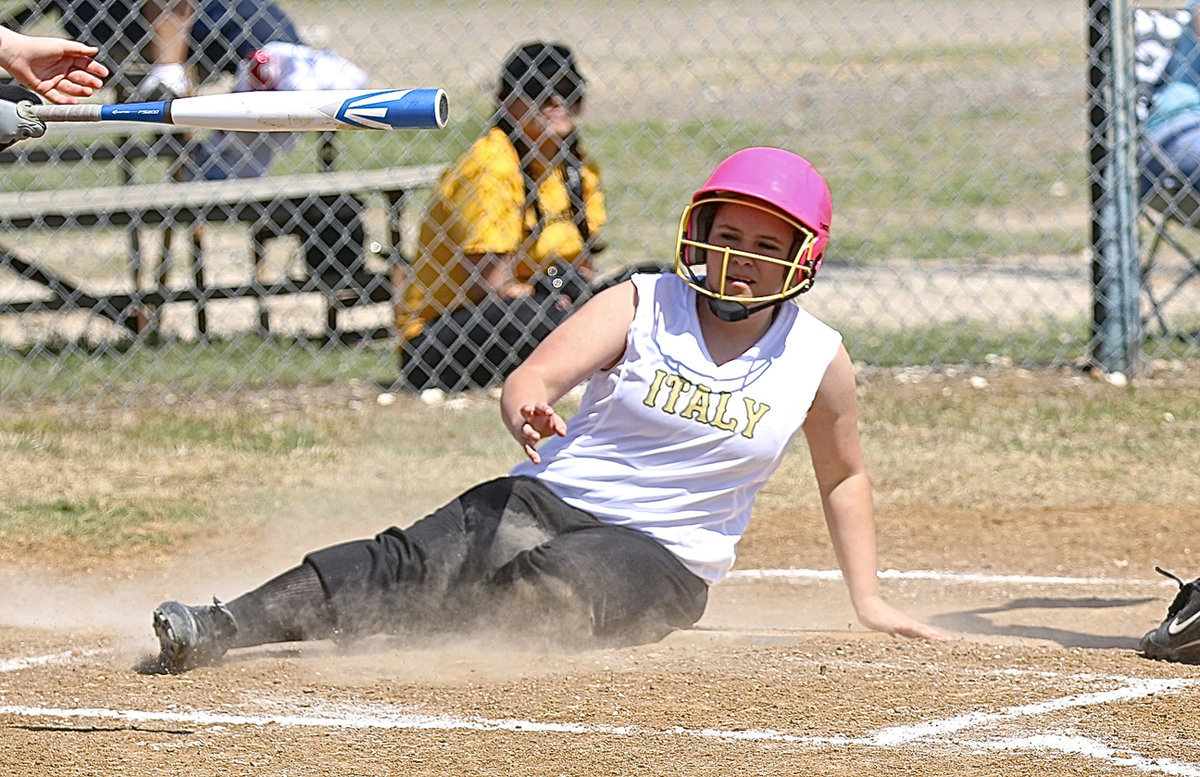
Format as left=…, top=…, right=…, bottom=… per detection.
left=26, top=88, right=449, bottom=132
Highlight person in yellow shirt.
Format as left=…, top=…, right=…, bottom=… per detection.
left=399, top=41, right=606, bottom=391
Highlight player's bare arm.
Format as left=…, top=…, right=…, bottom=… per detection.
left=804, top=345, right=947, bottom=640
left=0, top=26, right=108, bottom=105
left=501, top=280, right=636, bottom=461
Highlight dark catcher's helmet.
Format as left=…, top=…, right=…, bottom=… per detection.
left=498, top=41, right=586, bottom=110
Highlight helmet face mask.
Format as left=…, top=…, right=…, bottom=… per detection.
left=673, top=148, right=832, bottom=314
left=675, top=196, right=819, bottom=305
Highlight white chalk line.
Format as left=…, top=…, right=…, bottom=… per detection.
left=729, top=568, right=1174, bottom=586
left=811, top=676, right=1200, bottom=776
left=960, top=734, right=1200, bottom=777
left=0, top=675, right=1195, bottom=775
left=865, top=677, right=1193, bottom=746
left=0, top=650, right=98, bottom=673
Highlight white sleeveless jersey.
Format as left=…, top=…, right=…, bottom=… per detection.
left=510, top=273, right=842, bottom=583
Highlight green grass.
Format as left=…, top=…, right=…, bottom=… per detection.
left=0, top=316, right=1094, bottom=402
left=0, top=497, right=202, bottom=551
left=860, top=373, right=1200, bottom=471
left=579, top=104, right=1088, bottom=264
left=122, top=412, right=325, bottom=453
left=2, top=83, right=1085, bottom=265
left=0, top=396, right=349, bottom=553
left=0, top=335, right=401, bottom=401
left=0, top=403, right=330, bottom=454
left=841, top=317, right=1092, bottom=368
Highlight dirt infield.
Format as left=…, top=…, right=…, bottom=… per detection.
left=0, top=573, right=1195, bottom=775
left=3, top=366, right=1200, bottom=775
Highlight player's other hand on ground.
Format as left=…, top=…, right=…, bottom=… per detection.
left=856, top=595, right=951, bottom=641
left=516, top=402, right=566, bottom=464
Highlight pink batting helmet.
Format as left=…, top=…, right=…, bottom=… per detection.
left=675, top=147, right=833, bottom=306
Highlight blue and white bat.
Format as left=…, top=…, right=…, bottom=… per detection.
left=27, top=88, right=448, bottom=132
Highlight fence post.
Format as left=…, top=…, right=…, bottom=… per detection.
left=1087, top=0, right=1143, bottom=374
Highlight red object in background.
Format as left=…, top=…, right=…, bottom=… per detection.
left=246, top=50, right=281, bottom=91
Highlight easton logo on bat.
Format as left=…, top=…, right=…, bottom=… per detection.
left=103, top=105, right=169, bottom=121
left=332, top=89, right=445, bottom=130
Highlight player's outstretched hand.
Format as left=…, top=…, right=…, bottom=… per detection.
left=0, top=28, right=109, bottom=105
left=514, top=402, right=567, bottom=464
left=855, top=595, right=951, bottom=641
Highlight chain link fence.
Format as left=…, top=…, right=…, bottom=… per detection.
left=1, top=1, right=1196, bottom=404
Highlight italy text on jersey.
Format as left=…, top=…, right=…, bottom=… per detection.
left=642, top=370, right=771, bottom=439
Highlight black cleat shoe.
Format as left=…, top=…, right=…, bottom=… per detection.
left=152, top=598, right=238, bottom=673
left=1139, top=567, right=1200, bottom=664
